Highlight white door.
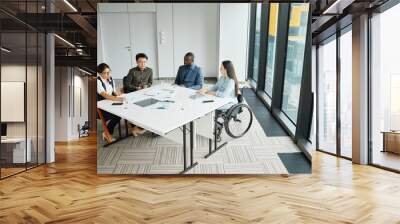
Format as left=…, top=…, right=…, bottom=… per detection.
left=129, top=13, right=159, bottom=78
left=99, top=13, right=132, bottom=79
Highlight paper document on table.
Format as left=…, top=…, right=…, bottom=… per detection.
left=148, top=101, right=174, bottom=110
left=144, top=86, right=176, bottom=100
left=134, top=98, right=160, bottom=107
left=190, top=93, right=206, bottom=100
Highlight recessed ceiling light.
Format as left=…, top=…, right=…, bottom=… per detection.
left=54, top=34, right=75, bottom=48
left=78, top=68, right=92, bottom=76
left=63, top=0, right=78, bottom=12
left=1, top=47, right=11, bottom=53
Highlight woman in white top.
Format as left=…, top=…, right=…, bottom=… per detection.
left=198, top=60, right=239, bottom=110
left=97, top=63, right=123, bottom=143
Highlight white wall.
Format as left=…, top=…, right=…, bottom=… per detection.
left=54, top=67, right=69, bottom=141
left=172, top=3, right=219, bottom=78
left=54, top=67, right=89, bottom=141
left=98, top=3, right=250, bottom=80
left=218, top=3, right=250, bottom=81
left=156, top=4, right=174, bottom=77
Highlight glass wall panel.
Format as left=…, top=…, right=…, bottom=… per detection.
left=339, top=29, right=352, bottom=158
left=27, top=30, right=38, bottom=169
left=1, top=30, right=28, bottom=177
left=251, top=3, right=262, bottom=83
left=281, top=3, right=309, bottom=123
left=38, top=32, right=45, bottom=165
left=371, top=4, right=400, bottom=171
left=317, top=37, right=337, bottom=154
left=26, top=0, right=39, bottom=169
left=264, top=3, right=279, bottom=98
left=0, top=1, right=46, bottom=178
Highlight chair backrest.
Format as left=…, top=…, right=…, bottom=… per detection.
left=82, top=121, right=90, bottom=129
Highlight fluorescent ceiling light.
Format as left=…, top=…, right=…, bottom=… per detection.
left=63, top=0, right=78, bottom=12
left=78, top=68, right=93, bottom=76
left=323, top=0, right=342, bottom=14
left=322, top=0, right=354, bottom=15
left=54, top=34, right=75, bottom=48
left=1, top=47, right=11, bottom=53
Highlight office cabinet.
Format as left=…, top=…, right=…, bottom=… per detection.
left=382, top=131, right=400, bottom=154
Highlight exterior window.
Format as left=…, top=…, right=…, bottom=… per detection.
left=281, top=3, right=309, bottom=124
left=264, top=3, right=279, bottom=98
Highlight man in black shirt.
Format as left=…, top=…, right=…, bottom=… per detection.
left=123, top=53, right=153, bottom=93
left=123, top=53, right=153, bottom=136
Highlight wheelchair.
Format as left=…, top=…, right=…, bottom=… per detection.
left=214, top=93, right=253, bottom=142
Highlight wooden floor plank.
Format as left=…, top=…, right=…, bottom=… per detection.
left=0, top=135, right=399, bottom=223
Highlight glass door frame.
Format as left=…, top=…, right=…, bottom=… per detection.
left=247, top=3, right=314, bottom=160
left=0, top=2, right=48, bottom=180
left=367, top=1, right=400, bottom=173
left=315, top=25, right=352, bottom=161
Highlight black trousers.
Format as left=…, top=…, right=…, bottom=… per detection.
left=102, top=110, right=121, bottom=135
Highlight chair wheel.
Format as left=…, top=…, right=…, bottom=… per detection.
left=224, top=104, right=253, bottom=138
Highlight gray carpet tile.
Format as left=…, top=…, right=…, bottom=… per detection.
left=153, top=146, right=183, bottom=165
left=117, top=150, right=157, bottom=164
left=98, top=95, right=302, bottom=174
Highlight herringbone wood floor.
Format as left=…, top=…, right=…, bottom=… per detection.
left=1, top=135, right=400, bottom=224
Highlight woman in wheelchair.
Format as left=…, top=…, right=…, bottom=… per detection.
left=198, top=60, right=252, bottom=141
left=197, top=60, right=240, bottom=109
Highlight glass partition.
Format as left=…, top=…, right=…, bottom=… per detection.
left=38, top=32, right=46, bottom=165
left=339, top=29, right=352, bottom=158
left=1, top=31, right=28, bottom=177
left=317, top=36, right=337, bottom=155
left=370, top=4, right=400, bottom=171
left=27, top=30, right=38, bottom=169
left=0, top=2, right=46, bottom=179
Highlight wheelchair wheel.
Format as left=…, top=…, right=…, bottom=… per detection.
left=224, top=103, right=253, bottom=138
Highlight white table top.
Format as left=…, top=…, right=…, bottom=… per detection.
left=97, top=84, right=233, bottom=136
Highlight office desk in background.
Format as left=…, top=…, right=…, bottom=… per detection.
left=1, top=138, right=32, bottom=164
left=382, top=131, right=400, bottom=154
left=97, top=84, right=232, bottom=173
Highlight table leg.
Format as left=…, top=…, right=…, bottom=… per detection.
left=190, top=121, right=194, bottom=166
left=180, top=121, right=198, bottom=174
left=209, top=139, right=212, bottom=155
left=183, top=124, right=187, bottom=171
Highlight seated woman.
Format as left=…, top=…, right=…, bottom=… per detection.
left=198, top=60, right=240, bottom=110
left=97, top=63, right=124, bottom=143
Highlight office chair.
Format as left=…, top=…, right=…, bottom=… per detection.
left=78, top=121, right=90, bottom=138
left=214, top=93, right=253, bottom=142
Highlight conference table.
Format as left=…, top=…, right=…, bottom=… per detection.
left=97, top=83, right=232, bottom=173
